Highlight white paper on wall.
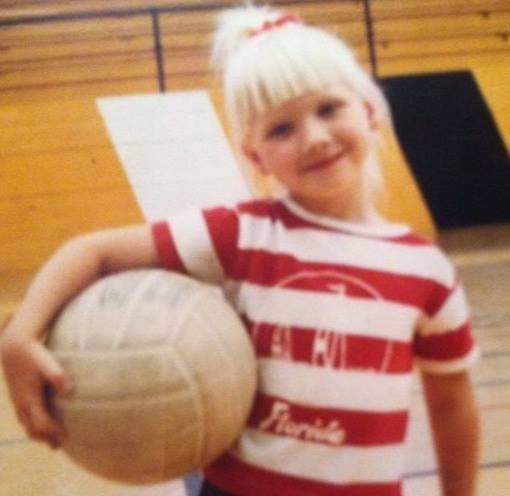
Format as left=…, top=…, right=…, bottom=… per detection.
left=97, top=91, right=251, bottom=221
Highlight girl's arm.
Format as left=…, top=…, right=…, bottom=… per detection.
left=421, top=371, right=480, bottom=496
left=0, top=225, right=158, bottom=448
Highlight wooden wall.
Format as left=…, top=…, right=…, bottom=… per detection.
left=0, top=0, right=509, bottom=308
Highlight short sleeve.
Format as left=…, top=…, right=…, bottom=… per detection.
left=151, top=206, right=239, bottom=285
left=414, top=258, right=479, bottom=374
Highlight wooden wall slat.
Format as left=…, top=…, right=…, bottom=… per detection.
left=378, top=50, right=510, bottom=75
left=0, top=0, right=238, bottom=22
left=376, top=12, right=510, bottom=41
left=272, top=1, right=364, bottom=22
left=0, top=14, right=151, bottom=40
left=377, top=35, right=510, bottom=60
left=164, top=73, right=215, bottom=92
left=0, top=37, right=154, bottom=66
left=162, top=52, right=210, bottom=79
left=0, top=55, right=156, bottom=89
left=0, top=78, right=157, bottom=104
left=315, top=22, right=368, bottom=46
left=371, top=0, right=510, bottom=19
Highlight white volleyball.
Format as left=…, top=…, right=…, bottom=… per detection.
left=46, top=269, right=257, bottom=484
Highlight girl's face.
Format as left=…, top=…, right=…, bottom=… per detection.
left=243, top=84, right=380, bottom=216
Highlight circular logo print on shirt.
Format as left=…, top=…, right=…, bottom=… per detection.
left=251, top=270, right=396, bottom=373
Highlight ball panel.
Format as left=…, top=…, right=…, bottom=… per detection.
left=49, top=270, right=205, bottom=351
left=52, top=348, right=190, bottom=400
left=175, top=292, right=257, bottom=465
left=58, top=393, right=202, bottom=483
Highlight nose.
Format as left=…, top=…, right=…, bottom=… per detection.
left=302, top=117, right=330, bottom=154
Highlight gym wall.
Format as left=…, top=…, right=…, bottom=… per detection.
left=1, top=0, right=508, bottom=309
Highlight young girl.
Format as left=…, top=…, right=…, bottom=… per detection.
left=1, top=5, right=480, bottom=496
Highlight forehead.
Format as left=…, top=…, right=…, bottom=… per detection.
left=252, top=83, right=360, bottom=128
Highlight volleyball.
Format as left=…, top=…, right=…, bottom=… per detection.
left=45, top=269, right=257, bottom=484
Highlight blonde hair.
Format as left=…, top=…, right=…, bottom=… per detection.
left=211, top=3, right=390, bottom=205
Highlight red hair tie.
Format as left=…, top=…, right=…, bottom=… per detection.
left=248, top=14, right=301, bottom=38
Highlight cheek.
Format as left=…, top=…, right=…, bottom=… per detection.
left=337, top=123, right=371, bottom=150
left=261, top=142, right=297, bottom=165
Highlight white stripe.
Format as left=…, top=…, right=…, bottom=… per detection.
left=416, top=346, right=480, bottom=374
left=419, top=284, right=470, bottom=336
left=169, top=210, right=224, bottom=284
left=235, top=282, right=419, bottom=342
left=283, top=195, right=410, bottom=238
left=238, top=215, right=454, bottom=286
left=259, top=359, right=413, bottom=412
left=235, top=428, right=404, bottom=484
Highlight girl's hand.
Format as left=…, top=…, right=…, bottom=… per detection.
left=1, top=333, right=72, bottom=449
left=0, top=225, right=156, bottom=449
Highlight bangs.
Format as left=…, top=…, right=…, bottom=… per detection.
left=225, top=25, right=367, bottom=135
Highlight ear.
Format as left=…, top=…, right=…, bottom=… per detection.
left=242, top=142, right=268, bottom=175
left=364, top=100, right=381, bottom=131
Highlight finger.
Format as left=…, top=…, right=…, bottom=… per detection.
left=32, top=345, right=73, bottom=396
left=16, top=404, right=31, bottom=431
left=26, top=402, right=65, bottom=447
left=19, top=402, right=61, bottom=448
left=28, top=429, right=62, bottom=449
left=25, top=424, right=61, bottom=448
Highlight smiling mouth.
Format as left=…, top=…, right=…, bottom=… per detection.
left=302, top=151, right=345, bottom=173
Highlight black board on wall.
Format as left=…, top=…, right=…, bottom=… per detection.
left=381, top=71, right=510, bottom=229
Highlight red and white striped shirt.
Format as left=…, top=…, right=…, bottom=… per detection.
left=152, top=197, right=477, bottom=496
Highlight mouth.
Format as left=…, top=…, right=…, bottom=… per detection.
left=301, top=151, right=345, bottom=174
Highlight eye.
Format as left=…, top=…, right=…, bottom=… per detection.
left=317, top=100, right=343, bottom=118
left=267, top=122, right=294, bottom=139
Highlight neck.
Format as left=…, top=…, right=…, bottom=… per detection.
left=289, top=191, right=384, bottom=224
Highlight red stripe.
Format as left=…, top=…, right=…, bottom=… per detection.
left=414, top=323, right=473, bottom=360
left=251, top=322, right=413, bottom=373
left=248, top=393, right=408, bottom=446
left=425, top=279, right=464, bottom=319
left=203, top=207, right=239, bottom=275
left=230, top=248, right=446, bottom=313
left=237, top=198, right=279, bottom=218
left=389, top=231, right=434, bottom=246
left=205, top=454, right=402, bottom=496
left=151, top=221, right=186, bottom=272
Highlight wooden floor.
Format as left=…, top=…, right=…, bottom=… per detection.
left=1, top=223, right=510, bottom=495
